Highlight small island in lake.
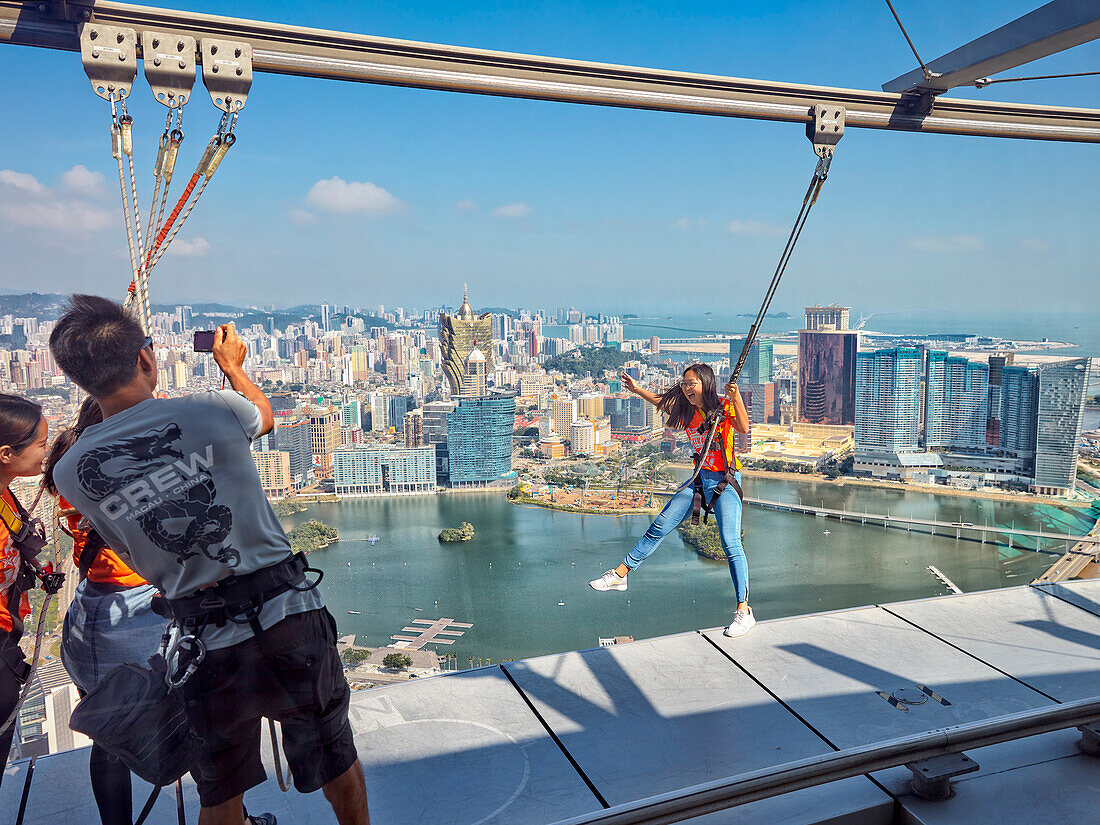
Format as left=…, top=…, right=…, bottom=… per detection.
left=273, top=498, right=307, bottom=517
left=439, top=522, right=476, bottom=542
left=289, top=518, right=339, bottom=554
left=678, top=522, right=726, bottom=561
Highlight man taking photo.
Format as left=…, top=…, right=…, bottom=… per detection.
left=49, top=295, right=369, bottom=825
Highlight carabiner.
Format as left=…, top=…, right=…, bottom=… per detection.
left=165, top=633, right=207, bottom=688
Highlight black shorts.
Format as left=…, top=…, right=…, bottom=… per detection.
left=185, top=607, right=357, bottom=807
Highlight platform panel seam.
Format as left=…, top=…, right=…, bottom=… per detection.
left=497, top=663, right=611, bottom=810
left=877, top=604, right=1063, bottom=704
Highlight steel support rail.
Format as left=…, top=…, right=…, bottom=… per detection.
left=1, top=1, right=1100, bottom=142
left=547, top=696, right=1100, bottom=825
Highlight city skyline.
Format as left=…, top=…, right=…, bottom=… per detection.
left=1, top=1, right=1098, bottom=312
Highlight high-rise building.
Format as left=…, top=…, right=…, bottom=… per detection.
left=306, top=404, right=341, bottom=475
left=551, top=396, right=578, bottom=438
left=447, top=392, right=517, bottom=486
left=404, top=409, right=424, bottom=447
left=744, top=382, right=779, bottom=425
left=924, top=352, right=988, bottom=452
left=439, top=286, right=494, bottom=395
left=854, top=347, right=922, bottom=455
left=321, top=303, right=332, bottom=333
left=1033, top=358, right=1091, bottom=495
left=422, top=400, right=456, bottom=486
left=388, top=395, right=409, bottom=433
left=340, top=400, right=362, bottom=429
left=252, top=451, right=292, bottom=498
left=267, top=416, right=313, bottom=488
left=463, top=347, right=488, bottom=397
left=332, top=447, right=436, bottom=495
left=571, top=418, right=597, bottom=455
left=797, top=329, right=858, bottom=425
left=804, top=306, right=849, bottom=331
left=737, top=339, right=773, bottom=385
left=999, top=365, right=1038, bottom=460
left=985, top=352, right=1015, bottom=446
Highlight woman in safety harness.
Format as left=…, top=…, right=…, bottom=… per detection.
left=41, top=398, right=167, bottom=825
left=0, top=394, right=51, bottom=781
left=589, top=364, right=757, bottom=637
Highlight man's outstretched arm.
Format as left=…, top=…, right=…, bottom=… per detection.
left=212, top=323, right=275, bottom=436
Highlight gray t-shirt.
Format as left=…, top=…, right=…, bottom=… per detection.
left=54, top=391, right=322, bottom=650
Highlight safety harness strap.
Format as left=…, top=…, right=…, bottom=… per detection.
left=152, top=553, right=322, bottom=635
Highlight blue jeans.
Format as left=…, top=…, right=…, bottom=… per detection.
left=623, top=469, right=748, bottom=604
left=61, top=580, right=166, bottom=693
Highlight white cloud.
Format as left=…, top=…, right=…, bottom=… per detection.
left=0, top=169, right=45, bottom=195
left=0, top=198, right=112, bottom=232
left=0, top=167, right=113, bottom=234
left=165, top=236, right=210, bottom=257
left=673, top=217, right=691, bottom=230
left=304, top=177, right=401, bottom=214
left=904, top=234, right=984, bottom=252
left=455, top=199, right=477, bottom=212
left=492, top=203, right=531, bottom=219
left=60, top=165, right=106, bottom=198
left=1020, top=237, right=1048, bottom=252
left=288, top=208, right=317, bottom=226
left=726, top=219, right=783, bottom=236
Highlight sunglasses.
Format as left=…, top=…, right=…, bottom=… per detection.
left=140, top=336, right=153, bottom=353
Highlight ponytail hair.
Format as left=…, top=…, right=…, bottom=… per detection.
left=656, top=363, right=722, bottom=430
left=42, top=397, right=103, bottom=497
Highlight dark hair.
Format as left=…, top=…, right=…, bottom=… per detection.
left=49, top=294, right=147, bottom=398
left=0, top=394, right=43, bottom=453
left=657, top=363, right=721, bottom=430
left=42, top=397, right=103, bottom=497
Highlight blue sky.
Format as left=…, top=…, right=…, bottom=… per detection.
left=0, top=0, right=1097, bottom=315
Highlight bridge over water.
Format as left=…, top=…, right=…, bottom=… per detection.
left=744, top=497, right=1100, bottom=553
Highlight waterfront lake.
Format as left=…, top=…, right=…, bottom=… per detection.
left=282, top=479, right=1097, bottom=666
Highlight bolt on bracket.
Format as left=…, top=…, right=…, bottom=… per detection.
left=1078, top=723, right=1100, bottom=756
left=906, top=751, right=979, bottom=800
left=807, top=103, right=844, bottom=158
left=200, top=39, right=253, bottom=112
left=141, top=32, right=197, bottom=108
left=79, top=23, right=138, bottom=101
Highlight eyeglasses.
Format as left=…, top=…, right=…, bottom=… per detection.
left=680, top=380, right=700, bottom=388
left=141, top=336, right=153, bottom=353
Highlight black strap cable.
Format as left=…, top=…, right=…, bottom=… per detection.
left=674, top=142, right=838, bottom=499
left=883, top=0, right=934, bottom=82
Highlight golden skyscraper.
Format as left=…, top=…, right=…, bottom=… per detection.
left=439, top=285, right=494, bottom=396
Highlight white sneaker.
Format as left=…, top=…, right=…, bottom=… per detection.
left=723, top=607, right=756, bottom=637
left=589, top=569, right=627, bottom=592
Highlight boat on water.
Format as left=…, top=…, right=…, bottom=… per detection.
left=367, top=535, right=381, bottom=545
left=347, top=611, right=362, bottom=615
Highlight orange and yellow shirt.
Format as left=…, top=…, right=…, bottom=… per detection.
left=60, top=497, right=147, bottom=588
left=685, top=400, right=742, bottom=473
left=0, top=489, right=32, bottom=634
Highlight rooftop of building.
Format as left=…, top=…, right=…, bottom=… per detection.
left=7, top=579, right=1100, bottom=824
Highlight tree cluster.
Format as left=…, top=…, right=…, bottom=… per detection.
left=288, top=518, right=338, bottom=554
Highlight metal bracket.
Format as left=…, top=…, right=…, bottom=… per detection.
left=906, top=752, right=979, bottom=800
left=806, top=103, right=844, bottom=158
left=79, top=23, right=138, bottom=101
left=200, top=38, right=253, bottom=112
left=141, top=32, right=197, bottom=107
left=32, top=1, right=93, bottom=22
left=899, top=89, right=936, bottom=116
left=1078, top=723, right=1100, bottom=756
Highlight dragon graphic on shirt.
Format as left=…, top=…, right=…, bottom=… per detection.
left=75, top=423, right=240, bottom=568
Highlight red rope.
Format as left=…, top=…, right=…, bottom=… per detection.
left=145, top=171, right=200, bottom=268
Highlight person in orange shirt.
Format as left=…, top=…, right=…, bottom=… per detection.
left=589, top=363, right=757, bottom=637
left=42, top=397, right=166, bottom=825
left=0, top=394, right=51, bottom=783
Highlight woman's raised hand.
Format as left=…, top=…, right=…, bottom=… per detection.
left=724, top=380, right=738, bottom=398
left=621, top=373, right=639, bottom=394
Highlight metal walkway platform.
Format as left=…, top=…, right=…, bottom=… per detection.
left=4, top=580, right=1099, bottom=824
